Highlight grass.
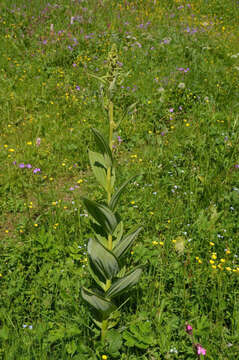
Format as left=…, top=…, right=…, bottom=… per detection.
left=0, top=0, right=239, bottom=358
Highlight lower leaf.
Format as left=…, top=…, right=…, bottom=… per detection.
left=81, top=287, right=116, bottom=319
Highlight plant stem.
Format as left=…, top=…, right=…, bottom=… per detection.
left=101, top=319, right=108, bottom=342
left=101, top=100, right=115, bottom=343
left=108, top=100, right=114, bottom=151
left=106, top=101, right=114, bottom=204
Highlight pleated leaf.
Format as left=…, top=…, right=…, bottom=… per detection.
left=92, top=128, right=113, bottom=167
left=109, top=176, right=137, bottom=211
left=88, top=238, right=119, bottom=280
left=88, top=257, right=107, bottom=291
left=81, top=287, right=116, bottom=319
left=89, top=150, right=108, bottom=190
left=106, top=267, right=142, bottom=299
left=112, top=221, right=124, bottom=247
left=113, top=226, right=143, bottom=259
left=82, top=197, right=118, bottom=234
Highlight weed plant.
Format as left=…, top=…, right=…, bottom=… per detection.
left=0, top=0, right=239, bottom=359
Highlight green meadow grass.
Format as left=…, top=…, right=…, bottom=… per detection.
left=0, top=0, right=239, bottom=358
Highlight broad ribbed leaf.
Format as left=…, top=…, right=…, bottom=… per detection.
left=89, top=150, right=108, bottom=190
left=110, top=166, right=116, bottom=190
left=82, top=197, right=118, bottom=234
left=106, top=267, right=142, bottom=299
left=88, top=257, right=107, bottom=291
left=92, top=128, right=113, bottom=166
left=113, top=227, right=143, bottom=258
left=88, top=238, right=119, bottom=280
left=109, top=176, right=137, bottom=211
left=81, top=287, right=116, bottom=319
left=112, top=221, right=124, bottom=246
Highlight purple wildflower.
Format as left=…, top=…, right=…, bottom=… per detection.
left=73, top=63, right=77, bottom=67
left=26, top=164, right=32, bottom=169
left=177, top=67, right=190, bottom=73
left=12, top=161, right=16, bottom=165
left=33, top=168, right=41, bottom=174
left=163, top=38, right=170, bottom=44
left=36, top=138, right=41, bottom=146
left=69, top=187, right=75, bottom=191
left=76, top=86, right=80, bottom=91
left=235, top=164, right=239, bottom=169
left=117, top=136, right=123, bottom=143
left=19, top=163, right=25, bottom=168
left=169, top=108, right=174, bottom=113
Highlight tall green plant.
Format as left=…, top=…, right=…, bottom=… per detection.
left=81, top=45, right=143, bottom=342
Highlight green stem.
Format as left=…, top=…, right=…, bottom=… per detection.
left=109, top=100, right=114, bottom=151
left=101, top=319, right=108, bottom=342
left=106, top=101, right=114, bottom=204
left=101, top=100, right=114, bottom=343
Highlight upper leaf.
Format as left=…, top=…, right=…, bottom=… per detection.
left=92, top=128, right=113, bottom=167
left=82, top=197, right=118, bottom=234
left=88, top=238, right=119, bottom=281
left=109, top=176, right=137, bottom=211
left=112, top=221, right=124, bottom=247
left=113, top=226, right=143, bottom=259
left=106, top=267, right=142, bottom=299
left=88, top=150, right=108, bottom=191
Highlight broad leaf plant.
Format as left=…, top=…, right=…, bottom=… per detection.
left=81, top=45, right=143, bottom=342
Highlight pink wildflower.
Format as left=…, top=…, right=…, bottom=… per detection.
left=185, top=324, right=193, bottom=335
left=195, top=344, right=206, bottom=356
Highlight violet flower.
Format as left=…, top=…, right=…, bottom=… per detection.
left=117, top=135, right=123, bottom=143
